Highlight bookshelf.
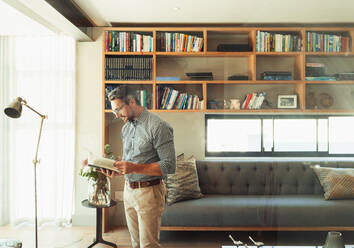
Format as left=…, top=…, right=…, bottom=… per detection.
left=102, top=27, right=354, bottom=115
left=101, top=26, right=354, bottom=231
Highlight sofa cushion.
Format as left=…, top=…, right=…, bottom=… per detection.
left=312, top=165, right=354, bottom=200
left=196, top=161, right=354, bottom=195
left=166, top=154, right=203, bottom=205
left=161, top=194, right=354, bottom=227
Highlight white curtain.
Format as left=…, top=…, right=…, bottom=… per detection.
left=0, top=35, right=76, bottom=227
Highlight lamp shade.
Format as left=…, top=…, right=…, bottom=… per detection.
left=4, top=97, right=23, bottom=118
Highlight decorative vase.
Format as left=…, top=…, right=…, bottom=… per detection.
left=88, top=174, right=111, bottom=207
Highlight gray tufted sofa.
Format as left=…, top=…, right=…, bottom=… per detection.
left=161, top=160, right=354, bottom=231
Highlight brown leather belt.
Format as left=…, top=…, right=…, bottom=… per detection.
left=129, top=179, right=161, bottom=189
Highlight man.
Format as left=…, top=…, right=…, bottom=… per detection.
left=102, top=86, right=176, bottom=248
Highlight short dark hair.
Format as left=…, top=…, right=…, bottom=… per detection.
left=108, top=86, right=140, bottom=105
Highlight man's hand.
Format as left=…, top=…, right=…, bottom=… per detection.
left=99, top=168, right=122, bottom=178
left=114, top=160, right=136, bottom=175
left=98, top=156, right=123, bottom=178
left=82, top=159, right=88, bottom=167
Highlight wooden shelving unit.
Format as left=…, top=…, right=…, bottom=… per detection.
left=102, top=26, right=354, bottom=115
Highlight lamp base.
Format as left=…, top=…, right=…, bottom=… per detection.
left=0, top=239, right=22, bottom=248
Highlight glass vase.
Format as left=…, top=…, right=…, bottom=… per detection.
left=88, top=174, right=111, bottom=207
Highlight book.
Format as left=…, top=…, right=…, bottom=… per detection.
left=88, top=152, right=119, bottom=172
left=156, top=76, right=180, bottom=81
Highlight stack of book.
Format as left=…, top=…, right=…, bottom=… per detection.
left=305, top=63, right=337, bottom=81
left=157, top=32, right=204, bottom=52
left=105, top=56, right=152, bottom=80
left=306, top=62, right=326, bottom=76
left=256, top=31, right=302, bottom=52
left=241, top=92, right=266, bottom=110
left=261, top=71, right=292, bottom=80
left=306, top=32, right=351, bottom=52
left=305, top=76, right=337, bottom=81
left=156, top=86, right=202, bottom=110
left=335, top=72, right=354, bottom=80
left=186, top=72, right=213, bottom=80
left=105, top=31, right=153, bottom=52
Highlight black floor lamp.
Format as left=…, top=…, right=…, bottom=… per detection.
left=4, top=97, right=47, bottom=248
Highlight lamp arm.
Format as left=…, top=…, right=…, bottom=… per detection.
left=23, top=103, right=46, bottom=119
left=33, top=115, right=46, bottom=165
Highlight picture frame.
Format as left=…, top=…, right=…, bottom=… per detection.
left=277, top=95, right=297, bottom=109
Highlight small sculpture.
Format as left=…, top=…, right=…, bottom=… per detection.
left=249, top=236, right=264, bottom=247
left=229, top=234, right=243, bottom=247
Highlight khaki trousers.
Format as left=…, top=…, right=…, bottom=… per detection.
left=123, top=181, right=166, bottom=248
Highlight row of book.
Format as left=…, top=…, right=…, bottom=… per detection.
left=306, top=32, right=351, bottom=52
left=157, top=86, right=203, bottom=110
left=241, top=92, right=266, bottom=109
left=105, top=56, right=152, bottom=80
left=105, top=31, right=153, bottom=52
left=256, top=31, right=302, bottom=52
left=261, top=71, right=292, bottom=80
left=156, top=32, right=204, bottom=52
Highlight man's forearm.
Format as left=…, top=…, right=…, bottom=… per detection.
left=132, top=162, right=162, bottom=176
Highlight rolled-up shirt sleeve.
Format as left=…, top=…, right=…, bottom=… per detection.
left=153, top=122, right=176, bottom=178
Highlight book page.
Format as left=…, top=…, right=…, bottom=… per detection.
left=87, top=152, right=119, bottom=172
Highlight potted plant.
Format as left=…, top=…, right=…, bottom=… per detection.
left=80, top=144, right=116, bottom=206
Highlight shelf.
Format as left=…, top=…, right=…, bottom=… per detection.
left=105, top=81, right=153, bottom=84
left=305, top=52, right=354, bottom=56
left=152, top=109, right=204, bottom=112
left=155, top=81, right=204, bottom=84
left=205, top=109, right=303, bottom=113
left=105, top=52, right=154, bottom=55
left=155, top=52, right=204, bottom=56
left=202, top=80, right=302, bottom=84
left=254, top=80, right=303, bottom=84
left=305, top=81, right=354, bottom=84
left=256, top=52, right=303, bottom=56
left=105, top=108, right=354, bottom=114
left=304, top=109, right=354, bottom=113
left=205, top=52, right=253, bottom=57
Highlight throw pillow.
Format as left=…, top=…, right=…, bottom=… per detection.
left=312, top=165, right=354, bottom=200
left=166, top=154, right=203, bottom=205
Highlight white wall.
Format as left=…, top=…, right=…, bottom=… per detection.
left=73, top=28, right=103, bottom=225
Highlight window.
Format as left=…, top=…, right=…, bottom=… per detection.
left=205, top=115, right=354, bottom=157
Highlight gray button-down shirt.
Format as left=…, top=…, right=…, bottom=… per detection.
left=122, top=108, right=176, bottom=182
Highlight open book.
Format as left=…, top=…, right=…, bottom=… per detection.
left=88, top=152, right=119, bottom=172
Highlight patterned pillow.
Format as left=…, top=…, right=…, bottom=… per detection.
left=166, top=154, right=203, bottom=205
left=312, top=165, right=354, bottom=200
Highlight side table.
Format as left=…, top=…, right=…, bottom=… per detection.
left=81, top=199, right=118, bottom=248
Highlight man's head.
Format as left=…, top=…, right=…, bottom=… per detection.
left=108, top=86, right=141, bottom=123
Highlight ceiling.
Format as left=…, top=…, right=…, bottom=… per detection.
left=73, top=0, right=354, bottom=27
left=2, top=0, right=354, bottom=40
